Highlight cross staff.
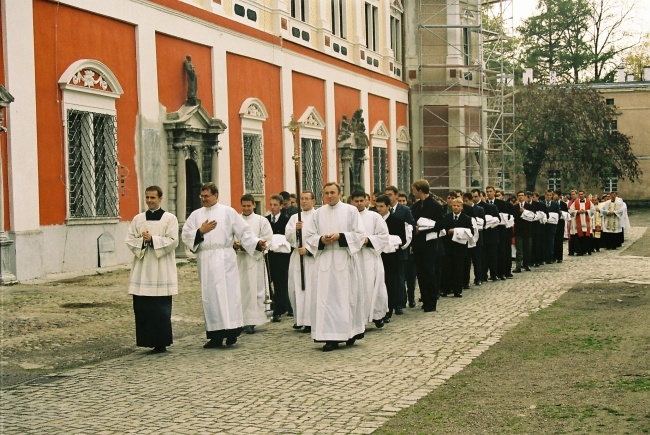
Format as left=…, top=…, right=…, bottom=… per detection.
left=285, top=115, right=305, bottom=290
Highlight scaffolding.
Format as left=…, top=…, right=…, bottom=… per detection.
left=411, top=0, right=515, bottom=195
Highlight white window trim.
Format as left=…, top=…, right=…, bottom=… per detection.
left=239, top=98, right=269, bottom=199
left=297, top=106, right=326, bottom=139
left=396, top=125, right=409, bottom=151
left=58, top=60, right=123, bottom=224
left=331, top=0, right=347, bottom=39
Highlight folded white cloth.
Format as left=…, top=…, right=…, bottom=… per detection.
left=402, top=223, right=413, bottom=250
left=521, top=210, right=536, bottom=222
left=474, top=217, right=485, bottom=230
left=547, top=212, right=559, bottom=225
left=535, top=211, right=547, bottom=224
left=383, top=235, right=403, bottom=253
left=561, top=211, right=571, bottom=221
left=452, top=227, right=473, bottom=245
left=485, top=215, right=500, bottom=228
left=268, top=234, right=291, bottom=253
left=505, top=215, right=515, bottom=228
left=499, top=212, right=509, bottom=226
left=416, top=217, right=436, bottom=230
left=425, top=229, right=446, bottom=241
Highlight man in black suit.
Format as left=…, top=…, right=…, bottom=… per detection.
left=279, top=191, right=299, bottom=219
left=267, top=194, right=291, bottom=322
left=385, top=185, right=415, bottom=312
left=442, top=198, right=474, bottom=297
left=410, top=179, right=445, bottom=312
left=543, top=189, right=560, bottom=264
left=478, top=188, right=501, bottom=281
left=375, top=194, right=406, bottom=323
left=512, top=191, right=534, bottom=273
left=463, top=192, right=484, bottom=287
left=554, top=190, right=568, bottom=263
left=530, top=192, right=547, bottom=267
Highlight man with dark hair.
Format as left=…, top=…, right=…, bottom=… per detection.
left=543, top=189, right=560, bottom=264
left=236, top=194, right=273, bottom=334
left=279, top=191, right=298, bottom=219
left=476, top=188, right=499, bottom=282
left=530, top=192, right=547, bottom=267
left=304, top=182, right=366, bottom=351
left=410, top=179, right=445, bottom=312
left=485, top=185, right=510, bottom=280
left=267, top=194, right=292, bottom=322
left=553, top=190, right=568, bottom=263
left=376, top=194, right=406, bottom=322
left=126, top=186, right=179, bottom=354
left=182, top=182, right=266, bottom=349
left=384, top=185, right=414, bottom=313
left=512, top=190, right=534, bottom=273
left=569, top=190, right=594, bottom=256
left=441, top=197, right=474, bottom=297
left=463, top=192, right=484, bottom=288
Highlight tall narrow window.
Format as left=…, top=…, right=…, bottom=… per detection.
left=390, top=16, right=401, bottom=59
left=365, top=2, right=378, bottom=51
left=243, top=133, right=264, bottom=195
left=462, top=28, right=471, bottom=65
left=301, top=138, right=324, bottom=205
left=372, top=146, right=388, bottom=193
left=291, top=0, right=308, bottom=22
left=547, top=170, right=561, bottom=192
left=331, top=0, right=346, bottom=39
left=59, top=60, right=123, bottom=222
left=397, top=150, right=409, bottom=193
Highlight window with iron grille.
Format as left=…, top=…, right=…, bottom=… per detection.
left=373, top=146, right=387, bottom=193
left=67, top=109, right=118, bottom=218
left=243, top=133, right=264, bottom=194
left=603, top=177, right=618, bottom=194
left=547, top=170, right=561, bottom=192
left=397, top=149, right=410, bottom=192
left=301, top=138, right=323, bottom=205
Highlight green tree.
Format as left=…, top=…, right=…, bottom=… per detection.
left=516, top=85, right=640, bottom=190
left=519, top=0, right=592, bottom=83
left=622, top=33, right=650, bottom=80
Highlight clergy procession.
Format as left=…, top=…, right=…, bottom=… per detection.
left=125, top=181, right=630, bottom=353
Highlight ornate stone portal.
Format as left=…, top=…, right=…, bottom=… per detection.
left=163, top=104, right=226, bottom=257
left=337, top=109, right=369, bottom=196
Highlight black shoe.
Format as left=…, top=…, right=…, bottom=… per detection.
left=499, top=276, right=506, bottom=281
left=373, top=319, right=384, bottom=328
left=556, top=260, right=563, bottom=263
left=463, top=285, right=470, bottom=290
left=525, top=266, right=531, bottom=271
left=346, top=338, right=356, bottom=347
left=513, top=268, right=522, bottom=273
left=423, top=307, right=436, bottom=313
left=287, top=311, right=294, bottom=317
left=203, top=339, right=223, bottom=349
left=474, top=280, right=482, bottom=286
left=383, top=316, right=391, bottom=323
left=244, top=325, right=255, bottom=334
left=489, top=277, right=498, bottom=282
left=150, top=346, right=167, bottom=354
left=292, top=323, right=302, bottom=330
left=505, top=274, right=513, bottom=279
left=302, top=326, right=311, bottom=333
left=271, top=315, right=281, bottom=323
left=323, top=341, right=339, bottom=352
left=395, top=308, right=403, bottom=315
left=408, top=302, right=416, bottom=308
left=225, top=336, right=237, bottom=346
left=453, top=293, right=463, bottom=298
left=440, top=292, right=449, bottom=297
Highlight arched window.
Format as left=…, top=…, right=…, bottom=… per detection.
left=239, top=98, right=268, bottom=210
left=59, top=60, right=123, bottom=222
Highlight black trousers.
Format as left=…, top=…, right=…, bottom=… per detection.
left=268, top=252, right=290, bottom=316
left=406, top=253, right=417, bottom=305
left=383, top=255, right=401, bottom=312
left=531, top=223, right=544, bottom=265
left=497, top=228, right=511, bottom=277
left=414, top=240, right=439, bottom=310
left=554, top=221, right=565, bottom=261
left=544, top=224, right=557, bottom=262
left=484, top=242, right=498, bottom=279
left=442, top=254, right=465, bottom=295
left=133, top=295, right=173, bottom=348
left=471, top=244, right=483, bottom=283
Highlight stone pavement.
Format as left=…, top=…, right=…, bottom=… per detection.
left=2, top=228, right=649, bottom=434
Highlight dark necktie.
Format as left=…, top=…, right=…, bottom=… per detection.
left=271, top=215, right=276, bottom=223
left=454, top=215, right=458, bottom=221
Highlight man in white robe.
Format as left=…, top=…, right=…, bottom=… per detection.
left=350, top=190, right=389, bottom=328
left=600, top=191, right=629, bottom=250
left=286, top=191, right=317, bottom=333
left=236, top=194, right=273, bottom=334
left=126, top=186, right=179, bottom=354
left=304, top=182, right=366, bottom=352
left=182, top=182, right=266, bottom=349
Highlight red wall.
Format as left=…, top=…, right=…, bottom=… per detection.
left=368, top=94, right=390, bottom=188
left=0, top=4, right=8, bottom=230
left=155, top=33, right=214, bottom=116
left=334, top=84, right=361, bottom=184
left=292, top=71, right=327, bottom=189
left=396, top=101, right=408, bottom=130
left=226, top=53, right=282, bottom=206
left=33, top=0, right=139, bottom=225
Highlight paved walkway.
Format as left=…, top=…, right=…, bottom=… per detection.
left=2, top=228, right=649, bottom=434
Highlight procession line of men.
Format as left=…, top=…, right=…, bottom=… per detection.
left=125, top=182, right=629, bottom=353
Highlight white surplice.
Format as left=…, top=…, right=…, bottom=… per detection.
left=601, top=197, right=629, bottom=233
left=304, top=201, right=366, bottom=342
left=358, top=209, right=389, bottom=323
left=286, top=208, right=316, bottom=327
left=238, top=213, right=273, bottom=326
left=182, top=203, right=260, bottom=332
left=126, top=211, right=179, bottom=296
